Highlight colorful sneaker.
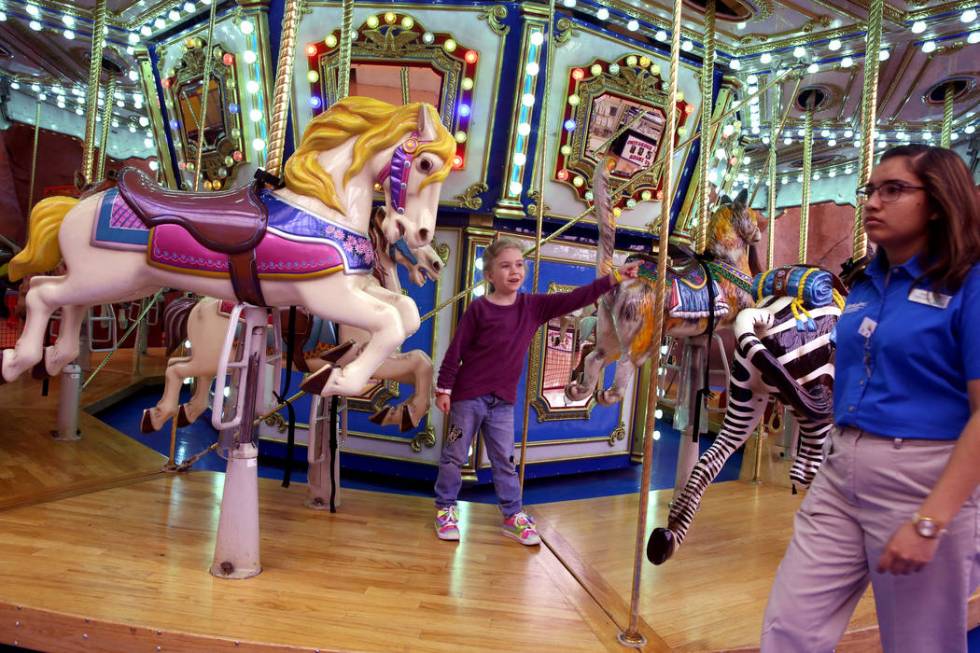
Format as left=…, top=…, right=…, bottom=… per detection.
left=502, top=511, right=541, bottom=546
left=435, top=506, right=460, bottom=541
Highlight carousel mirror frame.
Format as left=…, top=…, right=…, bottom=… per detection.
left=160, top=37, right=245, bottom=190
left=527, top=282, right=598, bottom=422
left=554, top=54, right=693, bottom=209
left=306, top=12, right=477, bottom=171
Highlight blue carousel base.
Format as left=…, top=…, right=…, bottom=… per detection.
left=96, top=385, right=743, bottom=505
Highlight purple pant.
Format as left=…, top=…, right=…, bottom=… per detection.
left=762, top=427, right=980, bottom=653
left=434, top=394, right=521, bottom=517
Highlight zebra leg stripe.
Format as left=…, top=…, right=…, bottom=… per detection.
left=667, top=357, right=767, bottom=545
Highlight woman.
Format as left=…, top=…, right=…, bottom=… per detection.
left=760, top=145, right=980, bottom=652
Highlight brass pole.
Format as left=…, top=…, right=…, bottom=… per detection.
left=167, top=343, right=186, bottom=471
left=518, top=0, right=557, bottom=492
left=940, top=84, right=954, bottom=149
left=749, top=75, right=802, bottom=206
left=853, top=0, right=884, bottom=261
left=400, top=66, right=410, bottom=104
left=265, top=0, right=304, bottom=176
left=81, top=0, right=108, bottom=185
left=27, top=101, right=41, bottom=211
left=337, top=0, right=354, bottom=99
left=695, top=0, right=716, bottom=254
left=95, top=77, right=116, bottom=183
left=799, top=103, right=814, bottom=264
left=766, top=82, right=781, bottom=268
left=192, top=0, right=219, bottom=191
left=621, top=0, right=683, bottom=644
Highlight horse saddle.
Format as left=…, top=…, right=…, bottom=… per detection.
left=628, top=243, right=700, bottom=280
left=117, top=168, right=267, bottom=254
left=117, top=167, right=269, bottom=306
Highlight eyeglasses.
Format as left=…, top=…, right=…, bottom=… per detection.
left=856, top=180, right=926, bottom=204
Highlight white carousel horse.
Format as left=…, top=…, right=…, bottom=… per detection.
left=142, top=236, right=444, bottom=433
left=565, top=157, right=766, bottom=406
left=646, top=266, right=847, bottom=564
left=3, top=97, right=456, bottom=403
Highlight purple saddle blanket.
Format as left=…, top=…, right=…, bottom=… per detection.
left=91, top=188, right=374, bottom=278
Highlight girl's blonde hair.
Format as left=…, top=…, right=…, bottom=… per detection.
left=482, top=237, right=524, bottom=292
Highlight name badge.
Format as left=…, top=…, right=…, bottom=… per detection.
left=858, top=317, right=877, bottom=338
left=908, top=288, right=952, bottom=309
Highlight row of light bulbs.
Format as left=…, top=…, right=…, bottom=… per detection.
left=555, top=2, right=978, bottom=73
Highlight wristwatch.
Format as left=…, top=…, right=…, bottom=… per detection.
left=912, top=513, right=946, bottom=539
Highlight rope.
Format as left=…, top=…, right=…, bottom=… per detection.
left=82, top=290, right=164, bottom=391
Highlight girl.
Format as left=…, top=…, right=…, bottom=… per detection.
left=433, top=237, right=638, bottom=544
left=761, top=145, right=980, bottom=652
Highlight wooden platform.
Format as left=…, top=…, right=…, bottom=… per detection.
left=534, top=482, right=980, bottom=652
left=0, top=474, right=621, bottom=653
left=0, top=348, right=168, bottom=511
left=1, top=354, right=977, bottom=652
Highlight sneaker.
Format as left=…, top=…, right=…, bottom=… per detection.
left=435, top=506, right=460, bottom=541
left=502, top=511, right=541, bottom=546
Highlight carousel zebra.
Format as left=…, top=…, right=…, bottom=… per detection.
left=647, top=267, right=847, bottom=565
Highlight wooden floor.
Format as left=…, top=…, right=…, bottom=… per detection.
left=0, top=474, right=620, bottom=653
left=0, top=348, right=168, bottom=511
left=1, top=355, right=977, bottom=652
left=534, top=482, right=980, bottom=652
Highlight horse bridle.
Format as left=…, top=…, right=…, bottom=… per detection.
left=375, top=132, right=429, bottom=216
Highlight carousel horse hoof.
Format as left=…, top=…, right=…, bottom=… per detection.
left=400, top=406, right=415, bottom=432
left=318, top=339, right=356, bottom=364
left=139, top=409, right=156, bottom=433
left=300, top=364, right=336, bottom=396
left=177, top=405, right=192, bottom=427
left=369, top=405, right=391, bottom=426
left=31, top=358, right=48, bottom=380
left=646, top=527, right=676, bottom=565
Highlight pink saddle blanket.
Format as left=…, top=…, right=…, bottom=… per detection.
left=148, top=225, right=348, bottom=279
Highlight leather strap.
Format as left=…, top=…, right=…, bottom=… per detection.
left=228, top=251, right=267, bottom=307
left=772, top=267, right=791, bottom=296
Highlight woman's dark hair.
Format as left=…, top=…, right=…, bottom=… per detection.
left=879, top=145, right=980, bottom=291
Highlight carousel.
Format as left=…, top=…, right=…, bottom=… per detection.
left=0, top=0, right=977, bottom=650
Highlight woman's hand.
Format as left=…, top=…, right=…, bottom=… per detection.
left=435, top=393, right=451, bottom=414
left=876, top=521, right=941, bottom=574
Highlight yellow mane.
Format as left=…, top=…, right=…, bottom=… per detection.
left=284, top=96, right=456, bottom=215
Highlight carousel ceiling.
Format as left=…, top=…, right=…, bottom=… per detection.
left=0, top=0, right=977, bottom=178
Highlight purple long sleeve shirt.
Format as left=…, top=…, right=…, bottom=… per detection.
left=436, top=275, right=615, bottom=404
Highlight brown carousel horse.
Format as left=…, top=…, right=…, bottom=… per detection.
left=565, top=157, right=766, bottom=406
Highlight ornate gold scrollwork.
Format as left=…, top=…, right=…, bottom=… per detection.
left=160, top=37, right=244, bottom=189
left=555, top=17, right=576, bottom=46
left=526, top=190, right=551, bottom=216
left=434, top=242, right=451, bottom=264
left=263, top=412, right=288, bottom=434
left=455, top=182, right=488, bottom=210
left=478, top=5, right=509, bottom=36
left=608, top=422, right=626, bottom=446
left=410, top=424, right=437, bottom=452
left=529, top=282, right=598, bottom=421
left=800, top=15, right=832, bottom=33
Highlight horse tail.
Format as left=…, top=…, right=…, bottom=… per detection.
left=163, top=295, right=199, bottom=355
left=8, top=196, right=79, bottom=281
left=594, top=157, right=617, bottom=278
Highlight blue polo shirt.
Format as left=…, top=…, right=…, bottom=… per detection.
left=834, top=254, right=980, bottom=440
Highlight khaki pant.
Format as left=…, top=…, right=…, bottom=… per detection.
left=761, top=427, right=980, bottom=653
